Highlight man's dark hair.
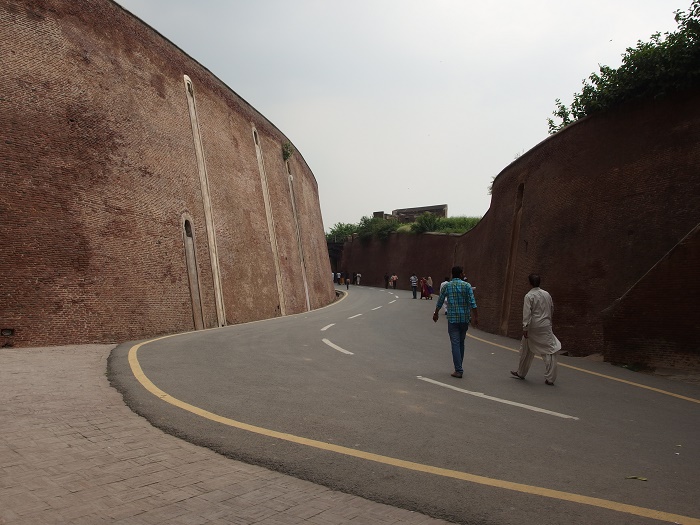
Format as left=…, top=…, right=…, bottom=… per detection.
left=528, top=273, right=541, bottom=287
left=451, top=266, right=462, bottom=278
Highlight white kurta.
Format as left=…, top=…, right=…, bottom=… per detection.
left=516, top=286, right=561, bottom=382
left=523, top=287, right=561, bottom=355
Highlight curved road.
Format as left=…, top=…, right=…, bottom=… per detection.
left=109, top=285, right=700, bottom=525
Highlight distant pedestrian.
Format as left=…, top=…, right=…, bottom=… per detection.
left=391, top=273, right=398, bottom=289
left=346, top=273, right=350, bottom=290
left=384, top=273, right=390, bottom=289
left=356, top=273, right=361, bottom=285
left=463, top=276, right=476, bottom=295
left=439, top=276, right=450, bottom=314
left=433, top=266, right=478, bottom=378
left=410, top=273, right=418, bottom=298
left=511, top=274, right=562, bottom=385
left=336, top=272, right=341, bottom=284
left=420, top=277, right=430, bottom=299
left=426, top=276, right=434, bottom=299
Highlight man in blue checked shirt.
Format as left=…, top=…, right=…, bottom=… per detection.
left=433, top=266, right=479, bottom=378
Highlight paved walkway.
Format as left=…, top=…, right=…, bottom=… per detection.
left=0, top=345, right=448, bottom=525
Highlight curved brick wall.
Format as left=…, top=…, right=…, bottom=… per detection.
left=341, top=89, right=700, bottom=367
left=1, top=0, right=335, bottom=347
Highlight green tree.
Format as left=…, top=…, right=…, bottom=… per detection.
left=325, top=222, right=357, bottom=242
left=356, top=215, right=397, bottom=241
left=411, top=212, right=440, bottom=233
left=548, top=0, right=700, bottom=134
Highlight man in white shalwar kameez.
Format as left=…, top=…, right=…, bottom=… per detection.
left=510, top=274, right=562, bottom=385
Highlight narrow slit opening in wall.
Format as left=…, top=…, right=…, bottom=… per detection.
left=185, top=220, right=193, bottom=238
left=253, top=130, right=259, bottom=145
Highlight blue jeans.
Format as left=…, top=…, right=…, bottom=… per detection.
left=412, top=285, right=417, bottom=298
left=447, top=322, right=469, bottom=373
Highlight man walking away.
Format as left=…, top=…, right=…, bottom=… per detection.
left=433, top=266, right=478, bottom=378
left=511, top=273, right=562, bottom=385
left=410, top=273, right=418, bottom=299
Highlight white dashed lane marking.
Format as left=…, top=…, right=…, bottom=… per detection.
left=416, top=376, right=579, bottom=420
left=322, top=339, right=354, bottom=355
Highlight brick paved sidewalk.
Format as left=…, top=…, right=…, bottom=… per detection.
left=0, top=345, right=448, bottom=525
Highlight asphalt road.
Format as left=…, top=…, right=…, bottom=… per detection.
left=109, top=285, right=700, bottom=525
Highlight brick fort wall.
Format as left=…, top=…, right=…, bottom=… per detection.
left=0, top=0, right=335, bottom=347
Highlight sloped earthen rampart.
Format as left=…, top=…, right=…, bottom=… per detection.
left=341, top=89, right=700, bottom=369
left=1, top=0, right=335, bottom=347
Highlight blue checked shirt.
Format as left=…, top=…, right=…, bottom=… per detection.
left=435, top=279, right=477, bottom=324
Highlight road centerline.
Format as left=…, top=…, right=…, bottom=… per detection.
left=417, top=376, right=579, bottom=420
left=320, top=323, right=335, bottom=331
left=322, top=338, right=354, bottom=355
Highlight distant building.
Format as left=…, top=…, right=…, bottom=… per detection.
left=391, top=204, right=448, bottom=223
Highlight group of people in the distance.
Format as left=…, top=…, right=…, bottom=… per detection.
left=409, top=273, right=434, bottom=299
left=334, top=271, right=361, bottom=289
left=433, top=266, right=561, bottom=385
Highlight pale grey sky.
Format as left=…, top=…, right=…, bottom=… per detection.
left=114, top=0, right=682, bottom=231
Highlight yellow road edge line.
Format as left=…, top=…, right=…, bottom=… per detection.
left=128, top=339, right=700, bottom=525
left=467, top=334, right=700, bottom=404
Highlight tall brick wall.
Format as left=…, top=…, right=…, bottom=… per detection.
left=341, top=89, right=700, bottom=368
left=340, top=233, right=459, bottom=291
left=602, top=225, right=700, bottom=370
left=0, top=0, right=335, bottom=348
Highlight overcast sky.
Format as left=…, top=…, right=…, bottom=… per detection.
left=113, top=0, right=682, bottom=231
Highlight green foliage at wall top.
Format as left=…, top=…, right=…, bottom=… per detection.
left=548, top=0, right=700, bottom=134
left=325, top=214, right=481, bottom=241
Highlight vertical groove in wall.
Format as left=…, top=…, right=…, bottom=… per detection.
left=499, top=183, right=524, bottom=335
left=253, top=126, right=286, bottom=316
left=183, top=75, right=226, bottom=327
left=288, top=165, right=311, bottom=311
left=182, top=215, right=205, bottom=330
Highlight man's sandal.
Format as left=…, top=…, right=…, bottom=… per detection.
left=510, top=371, right=525, bottom=380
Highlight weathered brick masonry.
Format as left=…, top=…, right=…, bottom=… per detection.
left=602, top=225, right=700, bottom=370
left=341, top=90, right=700, bottom=370
left=1, top=0, right=335, bottom=347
